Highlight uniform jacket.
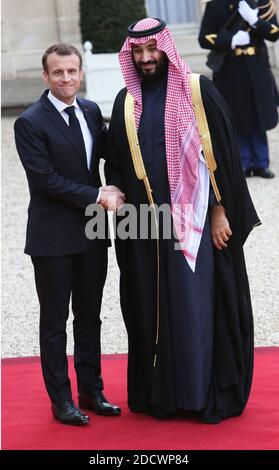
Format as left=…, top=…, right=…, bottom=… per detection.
left=199, top=0, right=279, bottom=133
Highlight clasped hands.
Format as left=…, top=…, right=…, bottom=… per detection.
left=231, top=1, right=259, bottom=49
left=98, top=185, right=125, bottom=211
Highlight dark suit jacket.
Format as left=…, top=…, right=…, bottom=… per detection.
left=14, top=90, right=108, bottom=256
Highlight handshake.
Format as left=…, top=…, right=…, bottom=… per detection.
left=98, top=185, right=125, bottom=211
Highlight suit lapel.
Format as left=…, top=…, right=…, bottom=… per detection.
left=41, top=92, right=88, bottom=170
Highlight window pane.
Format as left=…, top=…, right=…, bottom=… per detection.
left=146, top=0, right=200, bottom=24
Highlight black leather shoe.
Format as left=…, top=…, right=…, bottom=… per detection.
left=78, top=391, right=121, bottom=416
left=253, top=168, right=275, bottom=179
left=245, top=168, right=253, bottom=177
left=51, top=400, right=89, bottom=425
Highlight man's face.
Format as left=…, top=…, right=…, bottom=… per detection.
left=43, top=53, right=83, bottom=104
left=132, top=40, right=167, bottom=81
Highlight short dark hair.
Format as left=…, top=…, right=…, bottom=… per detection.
left=42, top=43, right=82, bottom=72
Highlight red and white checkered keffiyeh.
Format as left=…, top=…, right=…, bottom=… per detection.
left=119, top=18, right=209, bottom=272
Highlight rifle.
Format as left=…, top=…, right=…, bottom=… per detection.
left=206, top=0, right=258, bottom=73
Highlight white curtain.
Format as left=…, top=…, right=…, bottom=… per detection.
left=146, top=0, right=200, bottom=24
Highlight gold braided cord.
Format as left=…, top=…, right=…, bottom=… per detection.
left=259, top=0, right=277, bottom=20
left=190, top=73, right=222, bottom=203
left=258, top=0, right=275, bottom=9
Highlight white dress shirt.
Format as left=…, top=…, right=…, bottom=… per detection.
left=47, top=91, right=93, bottom=170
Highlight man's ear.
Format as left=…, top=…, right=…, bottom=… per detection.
left=43, top=71, right=49, bottom=84
left=79, top=69, right=84, bottom=81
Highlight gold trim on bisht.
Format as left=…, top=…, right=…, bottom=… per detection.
left=259, top=0, right=277, bottom=20
left=205, top=34, right=217, bottom=45
left=124, top=93, right=154, bottom=205
left=190, top=74, right=221, bottom=203
left=124, top=92, right=160, bottom=368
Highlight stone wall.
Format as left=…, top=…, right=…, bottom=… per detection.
left=2, top=0, right=81, bottom=79
left=1, top=0, right=211, bottom=79
left=2, top=0, right=279, bottom=80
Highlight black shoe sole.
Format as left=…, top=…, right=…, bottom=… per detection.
left=52, top=415, right=89, bottom=425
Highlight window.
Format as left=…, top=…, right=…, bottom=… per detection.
left=146, top=0, right=200, bottom=24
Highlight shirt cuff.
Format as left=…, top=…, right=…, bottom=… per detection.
left=96, top=188, right=101, bottom=204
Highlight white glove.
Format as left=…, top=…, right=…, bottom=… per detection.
left=231, top=30, right=250, bottom=49
left=238, top=0, right=259, bottom=26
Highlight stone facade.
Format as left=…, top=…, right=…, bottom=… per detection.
left=2, top=0, right=81, bottom=79
left=1, top=1, right=278, bottom=83
left=2, top=0, right=206, bottom=79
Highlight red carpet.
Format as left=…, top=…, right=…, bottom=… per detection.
left=2, top=348, right=279, bottom=450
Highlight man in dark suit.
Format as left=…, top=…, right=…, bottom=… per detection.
left=14, top=43, right=124, bottom=425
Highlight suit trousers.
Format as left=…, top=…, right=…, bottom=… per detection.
left=32, top=240, right=107, bottom=404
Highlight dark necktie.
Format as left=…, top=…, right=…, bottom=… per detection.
left=64, top=106, right=87, bottom=166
